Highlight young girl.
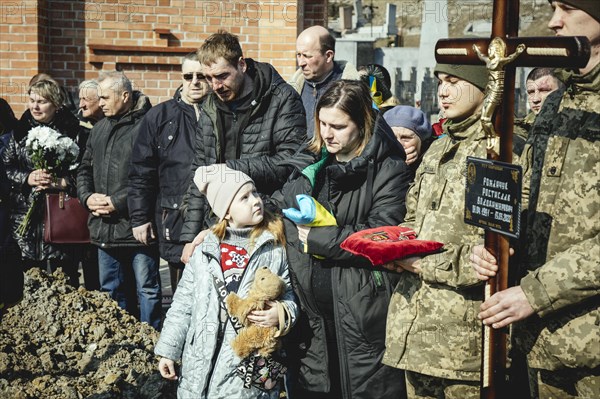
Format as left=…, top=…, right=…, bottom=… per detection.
left=155, top=164, right=297, bottom=399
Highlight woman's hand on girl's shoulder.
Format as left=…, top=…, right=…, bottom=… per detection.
left=181, top=228, right=210, bottom=264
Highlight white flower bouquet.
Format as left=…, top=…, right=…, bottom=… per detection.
left=16, top=125, right=80, bottom=236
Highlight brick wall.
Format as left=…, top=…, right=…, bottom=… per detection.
left=1, top=0, right=306, bottom=115
left=303, top=0, right=327, bottom=30
left=0, top=1, right=43, bottom=114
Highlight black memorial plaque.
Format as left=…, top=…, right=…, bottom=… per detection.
left=464, top=156, right=522, bottom=238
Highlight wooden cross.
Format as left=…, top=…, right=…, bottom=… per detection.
left=434, top=1, right=590, bottom=398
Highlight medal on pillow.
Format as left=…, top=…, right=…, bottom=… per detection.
left=340, top=226, right=444, bottom=266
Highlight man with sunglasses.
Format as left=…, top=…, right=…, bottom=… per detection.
left=180, top=31, right=306, bottom=263
left=129, top=52, right=211, bottom=293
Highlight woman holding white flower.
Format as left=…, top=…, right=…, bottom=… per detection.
left=1, top=79, right=84, bottom=285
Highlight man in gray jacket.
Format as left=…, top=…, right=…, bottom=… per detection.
left=180, top=30, right=306, bottom=263
left=78, top=71, right=162, bottom=330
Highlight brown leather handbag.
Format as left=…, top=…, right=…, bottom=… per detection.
left=43, top=192, right=90, bottom=244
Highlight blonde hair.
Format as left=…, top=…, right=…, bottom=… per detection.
left=28, top=79, right=64, bottom=109
left=197, top=30, right=243, bottom=67
left=211, top=209, right=286, bottom=249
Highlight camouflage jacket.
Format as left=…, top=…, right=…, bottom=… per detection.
left=516, top=62, right=600, bottom=371
left=383, top=113, right=491, bottom=381
left=513, top=111, right=535, bottom=156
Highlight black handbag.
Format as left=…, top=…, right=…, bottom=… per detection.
left=210, top=273, right=287, bottom=391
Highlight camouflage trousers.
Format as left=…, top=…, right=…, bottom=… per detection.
left=405, top=371, right=479, bottom=399
left=531, top=366, right=600, bottom=399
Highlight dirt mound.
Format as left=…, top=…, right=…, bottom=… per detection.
left=0, top=268, right=177, bottom=399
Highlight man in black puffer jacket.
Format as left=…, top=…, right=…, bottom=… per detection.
left=180, top=31, right=306, bottom=262
left=77, top=72, right=162, bottom=330
left=128, top=52, right=211, bottom=293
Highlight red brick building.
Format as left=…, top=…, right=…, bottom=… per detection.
left=0, top=0, right=328, bottom=115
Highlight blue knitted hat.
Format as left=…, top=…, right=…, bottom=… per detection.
left=383, top=106, right=432, bottom=141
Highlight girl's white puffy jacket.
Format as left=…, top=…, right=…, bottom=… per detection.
left=155, top=230, right=298, bottom=399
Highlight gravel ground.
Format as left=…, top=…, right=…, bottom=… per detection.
left=0, top=268, right=177, bottom=399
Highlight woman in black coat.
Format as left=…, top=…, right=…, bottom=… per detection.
left=272, top=80, right=413, bottom=399
left=2, top=79, right=84, bottom=285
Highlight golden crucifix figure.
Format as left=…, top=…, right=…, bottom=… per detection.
left=473, top=37, right=526, bottom=149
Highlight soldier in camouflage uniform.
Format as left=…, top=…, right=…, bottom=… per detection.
left=472, top=1, right=600, bottom=397
left=383, top=64, right=493, bottom=399
left=524, top=68, right=563, bottom=117
left=514, top=67, right=563, bottom=155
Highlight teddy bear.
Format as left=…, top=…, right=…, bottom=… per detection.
left=225, top=267, right=286, bottom=359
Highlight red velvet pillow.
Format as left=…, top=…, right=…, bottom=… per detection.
left=340, top=226, right=444, bottom=266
